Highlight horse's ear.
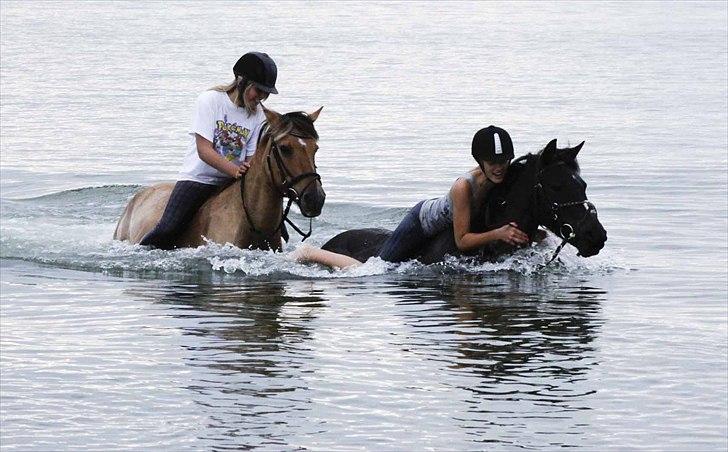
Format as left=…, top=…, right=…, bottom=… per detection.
left=263, top=106, right=282, bottom=128
left=559, top=141, right=584, bottom=162
left=540, top=139, right=559, bottom=165
left=308, top=106, right=323, bottom=122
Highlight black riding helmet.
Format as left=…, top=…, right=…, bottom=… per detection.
left=472, top=126, right=514, bottom=164
left=233, top=51, right=278, bottom=94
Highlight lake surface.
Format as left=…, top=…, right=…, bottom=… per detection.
left=1, top=1, right=726, bottom=450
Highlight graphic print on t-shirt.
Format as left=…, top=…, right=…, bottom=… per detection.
left=213, top=114, right=251, bottom=161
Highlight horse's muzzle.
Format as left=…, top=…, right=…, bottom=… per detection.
left=573, top=218, right=607, bottom=257
left=298, top=182, right=326, bottom=217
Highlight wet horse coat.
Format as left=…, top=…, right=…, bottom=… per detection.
left=114, top=107, right=325, bottom=251
left=322, top=140, right=607, bottom=263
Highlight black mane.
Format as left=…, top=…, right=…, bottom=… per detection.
left=280, top=111, right=319, bottom=139
left=479, top=154, right=538, bottom=230
left=257, top=111, right=319, bottom=148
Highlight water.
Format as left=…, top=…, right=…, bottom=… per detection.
left=1, top=1, right=726, bottom=450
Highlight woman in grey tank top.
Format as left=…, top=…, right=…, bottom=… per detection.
left=293, top=126, right=530, bottom=268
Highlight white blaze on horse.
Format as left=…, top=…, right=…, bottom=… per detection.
left=114, top=107, right=325, bottom=251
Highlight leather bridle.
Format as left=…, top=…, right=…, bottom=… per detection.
left=241, top=128, right=321, bottom=245
left=533, top=164, right=597, bottom=264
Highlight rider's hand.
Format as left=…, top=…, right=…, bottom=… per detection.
left=234, top=161, right=251, bottom=178
left=496, top=222, right=529, bottom=246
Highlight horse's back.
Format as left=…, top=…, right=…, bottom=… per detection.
left=321, top=228, right=391, bottom=262
left=114, top=183, right=175, bottom=243
left=321, top=227, right=466, bottom=264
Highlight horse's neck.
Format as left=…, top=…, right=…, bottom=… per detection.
left=243, top=147, right=283, bottom=232
left=497, top=157, right=540, bottom=234
left=192, top=152, right=282, bottom=248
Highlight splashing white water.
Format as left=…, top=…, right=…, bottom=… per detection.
left=1, top=195, right=626, bottom=278
left=206, top=235, right=626, bottom=279
left=208, top=242, right=394, bottom=279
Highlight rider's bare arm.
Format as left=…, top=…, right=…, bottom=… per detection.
left=195, top=134, right=249, bottom=178
left=451, top=180, right=529, bottom=250
left=290, top=244, right=362, bottom=269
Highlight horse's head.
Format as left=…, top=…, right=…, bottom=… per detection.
left=534, top=139, right=607, bottom=257
left=262, top=106, right=326, bottom=217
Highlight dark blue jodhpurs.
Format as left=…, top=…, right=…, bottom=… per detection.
left=139, top=180, right=218, bottom=250
left=377, top=200, right=430, bottom=263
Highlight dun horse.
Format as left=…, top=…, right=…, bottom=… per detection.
left=321, top=139, right=607, bottom=263
left=114, top=107, right=325, bottom=251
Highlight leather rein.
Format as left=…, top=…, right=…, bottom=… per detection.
left=240, top=129, right=320, bottom=245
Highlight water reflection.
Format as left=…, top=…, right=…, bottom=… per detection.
left=410, top=274, right=603, bottom=376
left=126, top=272, right=606, bottom=450
left=380, top=274, right=605, bottom=447
left=126, top=276, right=326, bottom=449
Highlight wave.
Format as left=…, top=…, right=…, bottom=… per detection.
left=5, top=184, right=144, bottom=202
left=1, top=184, right=143, bottom=223
left=0, top=185, right=628, bottom=280
left=1, top=234, right=627, bottom=281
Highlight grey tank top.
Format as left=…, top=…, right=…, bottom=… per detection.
left=418, top=172, right=480, bottom=236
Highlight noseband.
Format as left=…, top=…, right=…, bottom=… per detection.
left=533, top=166, right=596, bottom=264
left=267, top=136, right=322, bottom=205
left=241, top=130, right=321, bottom=244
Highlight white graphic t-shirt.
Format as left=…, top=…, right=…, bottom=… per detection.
left=178, top=90, right=265, bottom=185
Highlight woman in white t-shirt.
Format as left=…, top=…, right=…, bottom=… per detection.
left=140, top=52, right=278, bottom=249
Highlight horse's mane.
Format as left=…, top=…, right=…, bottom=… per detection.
left=495, top=144, right=581, bottom=204
left=258, top=111, right=319, bottom=146
left=497, top=153, right=535, bottom=193
left=476, top=144, right=579, bottom=237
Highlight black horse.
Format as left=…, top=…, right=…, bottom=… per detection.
left=321, top=139, right=607, bottom=264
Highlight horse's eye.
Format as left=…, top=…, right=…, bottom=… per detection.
left=280, top=145, right=293, bottom=156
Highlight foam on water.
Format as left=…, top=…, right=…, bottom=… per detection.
left=1, top=185, right=626, bottom=279
left=2, top=223, right=626, bottom=280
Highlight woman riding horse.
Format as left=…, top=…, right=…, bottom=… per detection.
left=293, top=126, right=531, bottom=269
left=140, top=51, right=279, bottom=249
left=294, top=137, right=607, bottom=269
left=114, top=106, right=326, bottom=251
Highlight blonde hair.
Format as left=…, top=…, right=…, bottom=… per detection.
left=210, top=76, right=258, bottom=116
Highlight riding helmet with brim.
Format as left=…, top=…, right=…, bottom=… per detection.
left=472, top=126, right=514, bottom=163
left=233, top=51, right=278, bottom=94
